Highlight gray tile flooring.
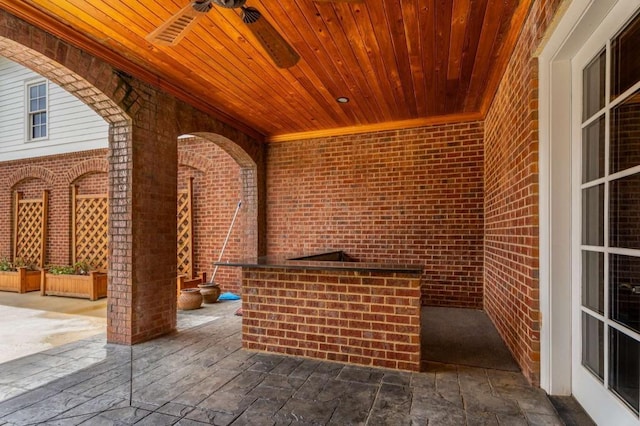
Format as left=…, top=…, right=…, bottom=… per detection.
left=0, top=300, right=564, bottom=425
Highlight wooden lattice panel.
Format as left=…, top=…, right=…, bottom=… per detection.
left=73, top=186, right=108, bottom=271
left=13, top=191, right=48, bottom=268
left=177, top=178, right=194, bottom=278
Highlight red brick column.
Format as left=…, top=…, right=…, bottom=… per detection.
left=108, top=88, right=179, bottom=344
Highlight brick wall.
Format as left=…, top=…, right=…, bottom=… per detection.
left=242, top=267, right=422, bottom=371
left=75, top=171, right=108, bottom=195
left=0, top=139, right=246, bottom=294
left=0, top=149, right=109, bottom=266
left=484, top=0, right=561, bottom=385
left=266, top=122, right=484, bottom=308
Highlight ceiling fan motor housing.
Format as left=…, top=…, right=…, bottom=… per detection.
left=210, top=0, right=247, bottom=8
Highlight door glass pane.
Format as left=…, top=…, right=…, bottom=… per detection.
left=610, top=90, right=640, bottom=174
left=583, top=49, right=606, bottom=121
left=610, top=173, right=640, bottom=250
left=582, top=184, right=604, bottom=246
left=610, top=254, right=640, bottom=334
left=612, top=13, right=640, bottom=100
left=583, top=251, right=604, bottom=314
left=609, top=328, right=640, bottom=414
left=583, top=116, right=606, bottom=183
left=582, top=312, right=604, bottom=381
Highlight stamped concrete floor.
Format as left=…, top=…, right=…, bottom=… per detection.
left=0, top=300, right=564, bottom=425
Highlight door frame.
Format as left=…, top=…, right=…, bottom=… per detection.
left=538, top=0, right=619, bottom=396
left=539, top=0, right=640, bottom=423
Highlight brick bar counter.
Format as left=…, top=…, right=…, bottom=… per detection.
left=219, top=252, right=423, bottom=371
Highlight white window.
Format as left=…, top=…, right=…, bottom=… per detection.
left=26, top=80, right=48, bottom=141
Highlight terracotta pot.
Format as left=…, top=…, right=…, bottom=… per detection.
left=198, top=283, right=221, bottom=304
left=178, top=288, right=202, bottom=310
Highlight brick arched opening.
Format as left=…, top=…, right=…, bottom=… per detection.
left=0, top=10, right=265, bottom=345
left=189, top=133, right=258, bottom=260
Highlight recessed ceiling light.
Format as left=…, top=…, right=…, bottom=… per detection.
left=336, top=97, right=350, bottom=103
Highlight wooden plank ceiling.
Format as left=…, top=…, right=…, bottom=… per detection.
left=0, top=0, right=530, bottom=142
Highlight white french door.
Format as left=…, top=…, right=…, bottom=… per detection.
left=572, top=3, right=640, bottom=425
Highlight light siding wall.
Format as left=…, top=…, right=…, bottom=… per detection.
left=0, top=57, right=108, bottom=161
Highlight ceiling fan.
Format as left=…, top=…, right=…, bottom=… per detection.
left=147, top=0, right=362, bottom=69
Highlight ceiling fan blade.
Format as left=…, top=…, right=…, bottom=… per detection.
left=146, top=2, right=210, bottom=46
left=241, top=7, right=300, bottom=69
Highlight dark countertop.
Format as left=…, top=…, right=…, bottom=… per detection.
left=215, top=252, right=423, bottom=275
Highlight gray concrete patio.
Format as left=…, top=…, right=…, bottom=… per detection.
left=0, top=300, right=565, bottom=425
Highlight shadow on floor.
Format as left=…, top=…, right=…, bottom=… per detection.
left=421, top=306, right=521, bottom=372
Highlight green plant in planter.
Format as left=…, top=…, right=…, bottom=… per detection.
left=13, top=257, right=37, bottom=271
left=47, top=261, right=97, bottom=275
left=0, top=257, right=13, bottom=272
left=73, top=261, right=94, bottom=276
left=0, top=257, right=36, bottom=272
left=46, top=264, right=76, bottom=275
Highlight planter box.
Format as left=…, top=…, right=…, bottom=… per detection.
left=0, top=267, right=41, bottom=293
left=41, top=270, right=107, bottom=301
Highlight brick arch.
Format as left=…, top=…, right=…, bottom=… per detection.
left=178, top=149, right=214, bottom=172
left=189, top=132, right=258, bottom=170
left=0, top=37, right=126, bottom=126
left=65, top=159, right=109, bottom=185
left=186, top=131, right=260, bottom=255
left=8, top=165, right=57, bottom=189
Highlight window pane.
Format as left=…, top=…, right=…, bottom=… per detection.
left=582, top=251, right=604, bottom=314
left=582, top=312, right=604, bottom=381
left=612, top=13, right=640, bottom=100
left=610, top=90, right=640, bottom=174
left=583, top=116, right=606, bottom=183
left=609, top=328, right=640, bottom=414
left=37, top=97, right=46, bottom=110
left=583, top=49, right=606, bottom=121
left=30, top=99, right=38, bottom=112
left=29, top=85, right=37, bottom=99
left=610, top=254, right=640, bottom=334
left=610, top=173, right=640, bottom=250
left=38, top=83, right=45, bottom=97
left=582, top=185, right=604, bottom=246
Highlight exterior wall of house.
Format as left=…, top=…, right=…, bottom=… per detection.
left=266, top=122, right=485, bottom=308
left=0, top=57, right=109, bottom=161
left=483, top=0, right=562, bottom=385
